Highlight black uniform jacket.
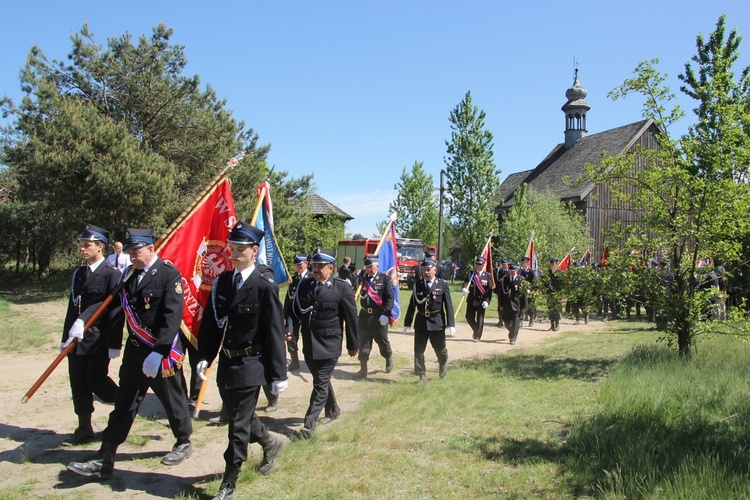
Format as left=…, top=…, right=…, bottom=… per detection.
left=358, top=271, right=394, bottom=321
left=294, top=276, right=359, bottom=360
left=463, top=270, right=493, bottom=307
left=404, top=277, right=455, bottom=331
left=63, top=261, right=124, bottom=355
left=198, top=265, right=287, bottom=389
left=119, top=257, right=184, bottom=365
left=500, top=274, right=524, bottom=314
left=283, top=269, right=309, bottom=325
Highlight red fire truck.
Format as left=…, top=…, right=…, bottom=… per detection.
left=336, top=237, right=436, bottom=288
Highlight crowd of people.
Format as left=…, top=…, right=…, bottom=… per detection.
left=58, top=222, right=731, bottom=498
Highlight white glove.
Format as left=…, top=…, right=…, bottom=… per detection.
left=271, top=380, right=288, bottom=395
left=448, top=327, right=456, bottom=337
left=142, top=352, right=163, bottom=378
left=482, top=301, right=489, bottom=309
left=68, top=319, right=85, bottom=342
left=461, top=288, right=469, bottom=296
left=403, top=326, right=409, bottom=335
left=378, top=315, right=389, bottom=326
left=59, top=342, right=66, bottom=353
left=108, top=349, right=121, bottom=359
left=196, top=359, right=209, bottom=381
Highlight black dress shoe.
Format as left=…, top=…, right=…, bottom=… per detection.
left=385, top=356, right=394, bottom=373
left=264, top=403, right=278, bottom=413
left=67, top=459, right=112, bottom=480
left=213, top=482, right=236, bottom=500
left=439, top=364, right=447, bottom=379
left=417, top=374, right=429, bottom=384
left=61, top=426, right=95, bottom=447
left=161, top=442, right=193, bottom=466
left=209, top=415, right=229, bottom=426
left=319, top=406, right=340, bottom=425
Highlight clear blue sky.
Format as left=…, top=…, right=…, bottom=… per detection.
left=2, top=1, right=749, bottom=237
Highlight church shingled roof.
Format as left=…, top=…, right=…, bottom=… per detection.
left=498, top=119, right=653, bottom=209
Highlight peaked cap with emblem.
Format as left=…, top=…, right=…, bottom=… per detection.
left=311, top=248, right=336, bottom=264
left=227, top=221, right=264, bottom=245
left=79, top=224, right=110, bottom=244
left=364, top=254, right=379, bottom=266
left=123, top=228, right=154, bottom=250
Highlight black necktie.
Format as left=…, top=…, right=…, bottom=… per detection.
left=425, top=280, right=432, bottom=289
left=83, top=266, right=91, bottom=281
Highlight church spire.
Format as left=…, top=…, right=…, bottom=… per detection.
left=562, top=68, right=590, bottom=148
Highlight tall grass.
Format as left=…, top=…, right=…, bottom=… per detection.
left=565, top=334, right=750, bottom=498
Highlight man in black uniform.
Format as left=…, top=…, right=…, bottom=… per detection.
left=292, top=249, right=359, bottom=438
left=195, top=222, right=288, bottom=498
left=462, top=256, right=493, bottom=342
left=61, top=224, right=124, bottom=446
left=546, top=258, right=564, bottom=331
left=499, top=263, right=524, bottom=344
left=67, top=228, right=193, bottom=479
left=403, top=259, right=455, bottom=383
left=519, top=256, right=537, bottom=327
left=353, top=255, right=394, bottom=380
left=283, top=253, right=309, bottom=372
left=494, top=258, right=510, bottom=326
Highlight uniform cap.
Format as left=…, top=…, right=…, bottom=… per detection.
left=508, top=263, right=519, bottom=270
left=500, top=258, right=509, bottom=264
left=311, top=249, right=336, bottom=264
left=123, top=228, right=154, bottom=250
left=475, top=256, right=486, bottom=265
left=293, top=253, right=308, bottom=264
left=227, top=221, right=264, bottom=245
left=364, top=254, right=379, bottom=266
left=520, top=257, right=530, bottom=263
left=79, top=224, right=110, bottom=244
left=420, top=259, right=436, bottom=268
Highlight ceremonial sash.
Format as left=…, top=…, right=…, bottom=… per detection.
left=361, top=276, right=394, bottom=325
left=471, top=272, right=487, bottom=296
left=120, top=288, right=184, bottom=377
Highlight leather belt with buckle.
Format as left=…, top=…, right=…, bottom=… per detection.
left=221, top=346, right=260, bottom=359
left=422, top=309, right=441, bottom=317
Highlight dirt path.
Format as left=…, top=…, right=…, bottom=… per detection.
left=0, top=307, right=607, bottom=498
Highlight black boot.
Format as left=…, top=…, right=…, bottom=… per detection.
left=353, top=360, right=368, bottom=380
left=287, top=351, right=300, bottom=372
left=385, top=356, right=394, bottom=373
left=258, top=431, right=284, bottom=475
left=62, top=414, right=94, bottom=446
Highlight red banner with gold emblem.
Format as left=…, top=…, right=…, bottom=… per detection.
left=158, top=177, right=237, bottom=347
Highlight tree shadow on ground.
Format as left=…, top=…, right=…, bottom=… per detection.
left=458, top=353, right=616, bottom=382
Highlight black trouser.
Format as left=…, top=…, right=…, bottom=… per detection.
left=503, top=311, right=522, bottom=343
left=68, top=343, right=118, bottom=420
left=179, top=333, right=201, bottom=402
left=465, top=303, right=486, bottom=340
left=287, top=320, right=300, bottom=356
left=100, top=349, right=193, bottom=461
left=303, top=357, right=339, bottom=430
left=262, top=384, right=278, bottom=407
left=413, top=328, right=448, bottom=376
left=219, top=385, right=266, bottom=469
left=357, top=314, right=392, bottom=362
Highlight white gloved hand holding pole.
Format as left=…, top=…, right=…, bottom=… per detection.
left=108, top=349, right=121, bottom=359
left=449, top=326, right=456, bottom=337
left=64, top=319, right=85, bottom=347
left=481, top=301, right=489, bottom=309
left=142, top=352, right=163, bottom=378
left=196, top=360, right=209, bottom=381
left=461, top=288, right=469, bottom=296
left=378, top=315, right=389, bottom=326
left=271, top=380, right=288, bottom=395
